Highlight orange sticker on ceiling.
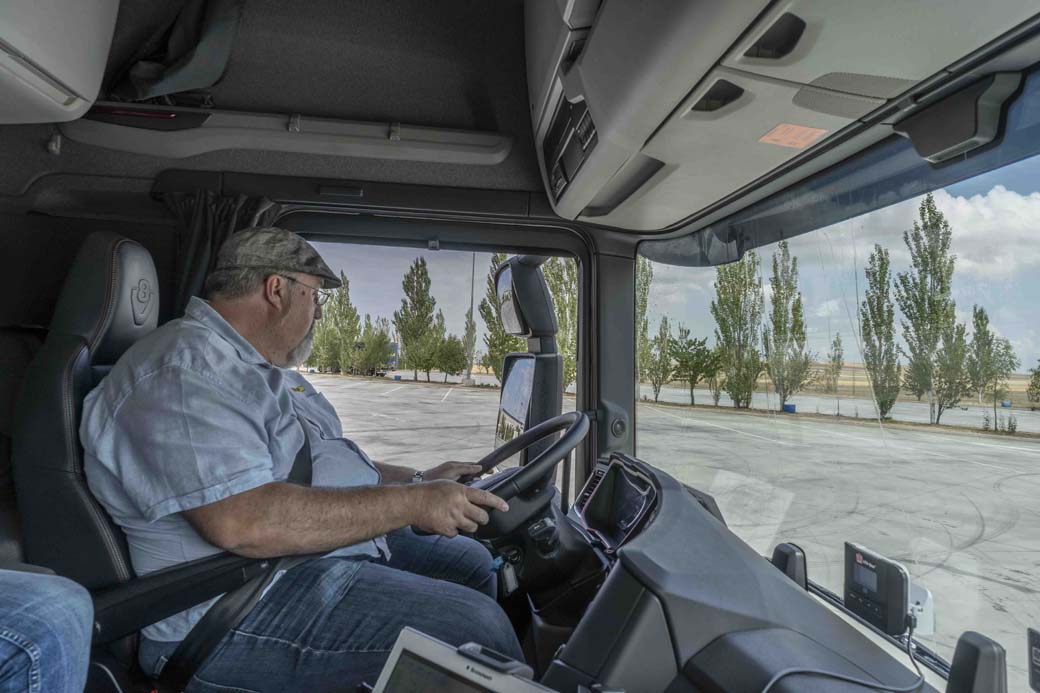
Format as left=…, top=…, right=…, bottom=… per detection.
left=758, top=123, right=829, bottom=149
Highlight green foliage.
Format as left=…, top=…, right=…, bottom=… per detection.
left=357, top=314, right=394, bottom=374
left=1029, top=360, right=1040, bottom=408
left=826, top=332, right=844, bottom=394
left=478, top=253, right=524, bottom=382
left=894, top=193, right=956, bottom=416
left=647, top=317, right=673, bottom=402
left=933, top=322, right=971, bottom=424
left=635, top=256, right=654, bottom=384
left=306, top=271, right=359, bottom=373
left=860, top=245, right=901, bottom=419
left=762, top=241, right=815, bottom=406
left=542, top=257, right=579, bottom=389
left=393, top=257, right=437, bottom=381
left=437, top=334, right=468, bottom=382
left=670, top=324, right=720, bottom=405
left=711, top=251, right=763, bottom=408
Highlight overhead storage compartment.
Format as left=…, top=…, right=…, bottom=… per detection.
left=578, top=69, right=882, bottom=230
left=724, top=0, right=1040, bottom=98
left=0, top=0, right=119, bottom=123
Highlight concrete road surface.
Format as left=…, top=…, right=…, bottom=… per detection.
left=307, top=373, right=1040, bottom=690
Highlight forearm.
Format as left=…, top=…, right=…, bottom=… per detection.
left=186, top=482, right=416, bottom=558
left=374, top=461, right=417, bottom=483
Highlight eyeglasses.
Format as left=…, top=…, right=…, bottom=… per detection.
left=276, top=274, right=331, bottom=306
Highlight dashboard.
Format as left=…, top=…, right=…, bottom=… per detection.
left=545, top=453, right=938, bottom=693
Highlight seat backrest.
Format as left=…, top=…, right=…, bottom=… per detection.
left=12, top=232, right=159, bottom=589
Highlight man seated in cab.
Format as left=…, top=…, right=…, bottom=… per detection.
left=81, top=227, right=522, bottom=691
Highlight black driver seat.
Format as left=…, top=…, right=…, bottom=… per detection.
left=12, top=231, right=158, bottom=589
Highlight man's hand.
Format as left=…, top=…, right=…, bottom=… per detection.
left=423, top=461, right=484, bottom=482
left=409, top=480, right=509, bottom=537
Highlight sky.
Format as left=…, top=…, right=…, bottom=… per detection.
left=645, top=153, right=1040, bottom=372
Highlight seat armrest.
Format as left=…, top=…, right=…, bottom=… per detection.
left=91, top=553, right=270, bottom=644
left=0, top=560, right=57, bottom=575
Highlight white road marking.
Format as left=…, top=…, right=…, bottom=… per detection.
left=441, top=388, right=455, bottom=402
left=646, top=406, right=800, bottom=446
left=381, top=385, right=406, bottom=396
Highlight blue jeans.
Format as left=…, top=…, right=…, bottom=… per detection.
left=0, top=568, right=93, bottom=693
left=141, top=529, right=522, bottom=692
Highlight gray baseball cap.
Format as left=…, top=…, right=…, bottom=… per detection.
left=213, top=227, right=342, bottom=288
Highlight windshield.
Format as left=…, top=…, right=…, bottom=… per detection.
left=635, top=134, right=1040, bottom=688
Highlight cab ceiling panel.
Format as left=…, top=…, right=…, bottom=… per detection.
left=527, top=0, right=1040, bottom=232
left=0, top=0, right=545, bottom=200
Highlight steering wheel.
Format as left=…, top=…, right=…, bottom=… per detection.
left=468, top=411, right=589, bottom=501
left=415, top=411, right=589, bottom=540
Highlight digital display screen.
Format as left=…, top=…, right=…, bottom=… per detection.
left=495, top=357, right=535, bottom=468
left=853, top=562, right=878, bottom=593
left=383, top=651, right=492, bottom=693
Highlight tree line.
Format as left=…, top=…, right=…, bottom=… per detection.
left=639, top=194, right=1040, bottom=426
left=307, top=254, right=580, bottom=386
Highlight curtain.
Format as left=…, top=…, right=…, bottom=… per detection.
left=164, top=190, right=282, bottom=316
left=110, top=0, right=244, bottom=102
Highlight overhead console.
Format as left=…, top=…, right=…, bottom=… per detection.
left=526, top=0, right=1040, bottom=231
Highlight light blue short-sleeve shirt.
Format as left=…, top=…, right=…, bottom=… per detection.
left=81, top=297, right=388, bottom=642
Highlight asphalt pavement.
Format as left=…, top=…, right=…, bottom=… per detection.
left=307, top=373, right=1040, bottom=691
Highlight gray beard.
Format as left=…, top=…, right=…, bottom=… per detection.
left=284, top=321, right=315, bottom=368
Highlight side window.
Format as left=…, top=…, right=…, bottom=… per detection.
left=635, top=162, right=1040, bottom=680
left=305, top=242, right=578, bottom=475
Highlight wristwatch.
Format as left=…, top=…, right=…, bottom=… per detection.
left=411, top=469, right=424, bottom=484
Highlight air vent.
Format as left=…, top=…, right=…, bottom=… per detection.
left=576, top=467, right=607, bottom=511
left=744, top=13, right=806, bottom=60
left=690, top=79, right=745, bottom=113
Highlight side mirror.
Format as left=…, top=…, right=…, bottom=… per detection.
left=496, top=264, right=528, bottom=335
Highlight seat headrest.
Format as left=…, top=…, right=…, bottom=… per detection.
left=49, top=232, right=159, bottom=364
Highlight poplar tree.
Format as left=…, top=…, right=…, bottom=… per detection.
left=967, top=306, right=996, bottom=404
left=933, top=323, right=970, bottom=424
left=763, top=241, right=815, bottom=407
left=358, top=314, right=395, bottom=375
left=393, top=257, right=436, bottom=381
left=827, top=333, right=844, bottom=394
left=647, top=317, right=673, bottom=402
left=543, top=257, right=579, bottom=389
left=895, top=194, right=956, bottom=422
left=636, top=256, right=654, bottom=385
left=860, top=245, right=901, bottom=419
left=711, top=250, right=763, bottom=408
left=437, top=334, right=468, bottom=382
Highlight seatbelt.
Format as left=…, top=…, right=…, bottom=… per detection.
left=158, top=433, right=313, bottom=692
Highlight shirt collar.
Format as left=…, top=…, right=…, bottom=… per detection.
left=184, top=297, right=271, bottom=367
